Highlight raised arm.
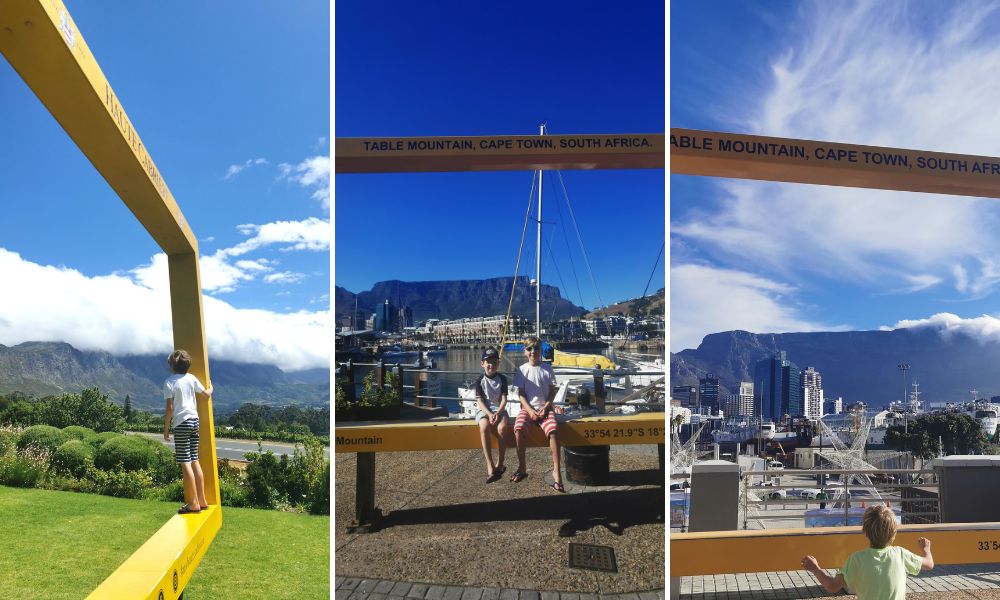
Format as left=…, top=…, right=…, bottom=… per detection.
left=918, top=537, right=934, bottom=570
left=801, top=556, right=845, bottom=594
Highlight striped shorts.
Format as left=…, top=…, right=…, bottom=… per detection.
left=514, top=409, right=558, bottom=437
left=174, top=417, right=200, bottom=463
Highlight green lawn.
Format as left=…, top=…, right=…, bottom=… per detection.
left=0, top=486, right=329, bottom=599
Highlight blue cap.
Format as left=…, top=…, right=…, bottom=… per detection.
left=481, top=347, right=499, bottom=361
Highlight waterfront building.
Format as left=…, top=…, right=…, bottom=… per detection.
left=427, top=314, right=530, bottom=343
left=365, top=314, right=376, bottom=330
left=824, top=396, right=843, bottom=415
left=699, top=373, right=721, bottom=415
left=801, top=366, right=824, bottom=418
left=398, top=306, right=414, bottom=330
left=754, top=350, right=803, bottom=420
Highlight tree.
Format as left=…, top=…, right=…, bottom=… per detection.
left=885, top=412, right=986, bottom=458
left=123, top=395, right=133, bottom=424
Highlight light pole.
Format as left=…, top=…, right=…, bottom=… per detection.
left=898, top=363, right=910, bottom=434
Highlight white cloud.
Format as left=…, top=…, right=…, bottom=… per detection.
left=223, top=157, right=268, bottom=180
left=675, top=1, right=1000, bottom=300
left=227, top=217, right=330, bottom=257
left=0, top=248, right=328, bottom=370
left=264, top=271, right=306, bottom=284
left=670, top=263, right=841, bottom=352
left=891, top=312, right=1000, bottom=345
left=278, top=156, right=330, bottom=210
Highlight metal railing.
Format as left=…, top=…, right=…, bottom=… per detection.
left=741, top=468, right=940, bottom=529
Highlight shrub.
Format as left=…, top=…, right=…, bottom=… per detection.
left=0, top=446, right=50, bottom=487
left=90, top=467, right=154, bottom=499
left=94, top=436, right=157, bottom=472
left=62, top=425, right=97, bottom=441
left=245, top=448, right=285, bottom=509
left=309, top=461, right=330, bottom=515
left=132, top=436, right=180, bottom=485
left=0, top=425, right=22, bottom=455
left=87, top=431, right=122, bottom=451
left=16, top=425, right=68, bottom=453
left=220, top=477, right=252, bottom=508
left=52, top=439, right=95, bottom=478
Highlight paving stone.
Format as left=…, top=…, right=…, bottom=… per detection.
left=342, top=578, right=363, bottom=591
left=349, top=592, right=369, bottom=600
left=481, top=588, right=501, bottom=600
left=461, top=588, right=484, bottom=600
left=358, top=580, right=381, bottom=594
left=391, top=583, right=413, bottom=597
left=499, top=590, right=519, bottom=600
left=442, top=586, right=465, bottom=600
left=540, top=592, right=559, bottom=600
left=426, top=586, right=448, bottom=600
left=375, top=581, right=397, bottom=594
left=337, top=577, right=346, bottom=587
left=408, top=584, right=430, bottom=598
left=336, top=590, right=353, bottom=600
left=520, top=591, right=540, bottom=600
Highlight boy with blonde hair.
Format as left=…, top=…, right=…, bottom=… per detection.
left=163, top=349, right=214, bottom=514
left=802, top=504, right=933, bottom=599
left=511, top=336, right=564, bottom=492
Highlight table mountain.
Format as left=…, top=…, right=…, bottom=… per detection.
left=336, top=276, right=586, bottom=322
left=671, top=327, right=1000, bottom=406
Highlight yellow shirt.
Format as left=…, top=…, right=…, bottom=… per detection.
left=841, top=546, right=922, bottom=600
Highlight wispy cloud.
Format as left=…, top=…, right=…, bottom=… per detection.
left=278, top=156, right=330, bottom=210
left=675, top=0, right=1000, bottom=311
left=670, top=263, right=842, bottom=352
left=223, top=157, right=269, bottom=180
left=0, top=249, right=328, bottom=370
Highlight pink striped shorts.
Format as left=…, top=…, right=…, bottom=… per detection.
left=514, top=409, right=558, bottom=437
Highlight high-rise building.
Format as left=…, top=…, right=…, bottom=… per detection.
left=398, top=306, right=414, bottom=330
left=801, top=366, right=824, bottom=418
left=699, top=373, right=721, bottom=415
left=672, top=385, right=698, bottom=410
left=824, top=397, right=843, bottom=415
left=754, top=351, right=803, bottom=420
left=739, top=381, right=755, bottom=417
left=374, top=299, right=397, bottom=333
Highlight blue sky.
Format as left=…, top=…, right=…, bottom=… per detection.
left=0, top=3, right=329, bottom=371
left=334, top=1, right=665, bottom=314
left=671, top=1, right=1000, bottom=352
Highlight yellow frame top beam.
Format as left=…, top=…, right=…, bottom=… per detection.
left=337, top=133, right=665, bottom=173
left=671, top=128, right=1000, bottom=199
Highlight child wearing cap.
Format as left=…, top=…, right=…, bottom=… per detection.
left=511, top=336, right=565, bottom=492
left=473, top=346, right=510, bottom=483
left=801, top=504, right=933, bottom=599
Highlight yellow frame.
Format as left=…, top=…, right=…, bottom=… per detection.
left=0, top=2, right=219, bottom=598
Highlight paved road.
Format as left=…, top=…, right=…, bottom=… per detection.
left=132, top=431, right=330, bottom=461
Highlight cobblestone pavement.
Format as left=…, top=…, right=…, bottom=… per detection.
left=678, top=563, right=1000, bottom=599
left=335, top=446, right=664, bottom=595
left=336, top=576, right=666, bottom=600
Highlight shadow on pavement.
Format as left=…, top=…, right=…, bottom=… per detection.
left=377, top=485, right=664, bottom=535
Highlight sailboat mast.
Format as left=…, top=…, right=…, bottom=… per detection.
left=536, top=123, right=544, bottom=339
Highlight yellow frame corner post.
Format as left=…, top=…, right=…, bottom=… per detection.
left=0, top=1, right=220, bottom=598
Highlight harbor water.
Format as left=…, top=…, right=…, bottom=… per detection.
left=354, top=345, right=625, bottom=415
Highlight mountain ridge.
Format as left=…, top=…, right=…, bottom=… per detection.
left=0, top=341, right=329, bottom=413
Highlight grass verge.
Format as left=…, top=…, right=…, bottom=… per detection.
left=0, top=486, right=329, bottom=599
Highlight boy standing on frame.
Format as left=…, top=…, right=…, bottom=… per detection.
left=511, top=336, right=565, bottom=492
left=163, top=349, right=214, bottom=514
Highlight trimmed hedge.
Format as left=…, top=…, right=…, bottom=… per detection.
left=52, top=439, right=94, bottom=477
left=86, top=431, right=122, bottom=451
left=62, top=425, right=97, bottom=441
left=16, top=425, right=68, bottom=453
left=94, top=436, right=157, bottom=472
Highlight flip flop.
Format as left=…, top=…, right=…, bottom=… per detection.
left=550, top=481, right=566, bottom=493
left=178, top=505, right=202, bottom=515
left=510, top=471, right=527, bottom=483
left=485, top=465, right=507, bottom=484
left=200, top=505, right=209, bottom=510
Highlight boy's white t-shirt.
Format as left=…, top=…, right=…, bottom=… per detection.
left=164, top=373, right=206, bottom=427
left=513, top=362, right=555, bottom=409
